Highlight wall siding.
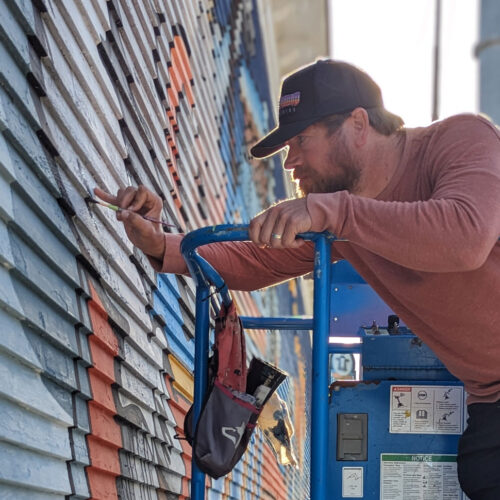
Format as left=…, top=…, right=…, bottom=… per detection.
left=0, top=0, right=311, bottom=498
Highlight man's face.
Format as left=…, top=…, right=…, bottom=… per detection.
left=283, top=122, right=361, bottom=197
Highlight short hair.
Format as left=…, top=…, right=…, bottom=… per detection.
left=319, top=108, right=404, bottom=136
left=366, top=107, right=404, bottom=135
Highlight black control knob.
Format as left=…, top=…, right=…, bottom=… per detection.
left=388, top=314, right=400, bottom=335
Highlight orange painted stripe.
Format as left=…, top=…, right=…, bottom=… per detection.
left=184, top=84, right=195, bottom=108
left=87, top=301, right=119, bottom=354
left=294, top=336, right=307, bottom=468
left=174, top=35, right=195, bottom=107
left=261, top=444, right=287, bottom=500
left=167, top=85, right=179, bottom=112
left=168, top=402, right=190, bottom=430
left=166, top=87, right=178, bottom=124
left=87, top=337, right=115, bottom=382
left=87, top=370, right=116, bottom=414
left=173, top=197, right=182, bottom=209
left=86, top=282, right=122, bottom=500
left=171, top=42, right=195, bottom=107
left=87, top=468, right=119, bottom=500
left=87, top=435, right=121, bottom=474
left=166, top=105, right=176, bottom=121
left=168, top=63, right=182, bottom=100
left=174, top=34, right=193, bottom=82
left=88, top=402, right=122, bottom=444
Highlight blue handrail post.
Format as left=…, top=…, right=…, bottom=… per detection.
left=310, top=234, right=332, bottom=500
left=191, top=285, right=210, bottom=500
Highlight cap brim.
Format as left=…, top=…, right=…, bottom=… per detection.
left=250, top=117, right=319, bottom=159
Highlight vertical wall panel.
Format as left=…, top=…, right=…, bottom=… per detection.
left=0, top=0, right=311, bottom=498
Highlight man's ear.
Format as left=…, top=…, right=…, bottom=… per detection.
left=349, top=107, right=370, bottom=147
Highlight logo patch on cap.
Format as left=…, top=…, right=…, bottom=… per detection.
left=279, top=91, right=301, bottom=115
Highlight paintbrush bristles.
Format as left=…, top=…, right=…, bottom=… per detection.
left=89, top=198, right=120, bottom=211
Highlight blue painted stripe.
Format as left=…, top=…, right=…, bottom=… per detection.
left=0, top=441, right=72, bottom=494
left=0, top=397, right=71, bottom=459
left=0, top=484, right=65, bottom=500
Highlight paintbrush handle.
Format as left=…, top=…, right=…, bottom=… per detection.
left=90, top=198, right=176, bottom=228
left=141, top=214, right=176, bottom=228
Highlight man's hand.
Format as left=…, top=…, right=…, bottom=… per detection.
left=249, top=198, right=312, bottom=248
left=94, top=186, right=166, bottom=260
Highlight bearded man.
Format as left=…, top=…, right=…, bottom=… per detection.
left=96, top=60, right=500, bottom=499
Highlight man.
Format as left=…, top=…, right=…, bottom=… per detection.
left=96, top=59, right=500, bottom=499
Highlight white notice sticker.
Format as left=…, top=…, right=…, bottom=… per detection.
left=342, top=467, right=363, bottom=497
left=390, top=385, right=464, bottom=434
left=380, top=454, right=465, bottom=500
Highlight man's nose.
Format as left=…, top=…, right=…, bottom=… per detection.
left=283, top=147, right=300, bottom=170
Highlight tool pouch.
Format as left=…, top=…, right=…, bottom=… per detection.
left=183, top=302, right=286, bottom=478
left=185, top=379, right=260, bottom=478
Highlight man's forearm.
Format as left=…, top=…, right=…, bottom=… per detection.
left=147, top=234, right=318, bottom=291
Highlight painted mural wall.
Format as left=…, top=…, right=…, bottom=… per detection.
left=0, top=0, right=311, bottom=499
left=478, top=0, right=500, bottom=124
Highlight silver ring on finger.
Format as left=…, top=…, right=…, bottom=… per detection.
left=271, top=233, right=282, bottom=240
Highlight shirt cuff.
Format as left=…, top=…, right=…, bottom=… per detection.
left=145, top=233, right=184, bottom=273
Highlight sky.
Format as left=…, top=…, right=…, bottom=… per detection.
left=329, top=0, right=479, bottom=127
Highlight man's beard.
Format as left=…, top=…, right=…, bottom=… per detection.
left=295, top=140, right=361, bottom=198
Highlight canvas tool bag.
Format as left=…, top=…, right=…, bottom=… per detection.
left=184, top=301, right=286, bottom=478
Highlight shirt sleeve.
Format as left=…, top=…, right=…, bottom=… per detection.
left=198, top=241, right=318, bottom=290
left=306, top=116, right=500, bottom=272
left=146, top=233, right=339, bottom=291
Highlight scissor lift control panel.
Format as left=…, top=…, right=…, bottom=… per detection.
left=328, top=318, right=467, bottom=499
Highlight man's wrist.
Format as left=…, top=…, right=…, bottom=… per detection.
left=146, top=233, right=166, bottom=261
left=306, top=192, right=344, bottom=233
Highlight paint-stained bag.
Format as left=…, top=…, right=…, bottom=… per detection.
left=184, top=301, right=286, bottom=478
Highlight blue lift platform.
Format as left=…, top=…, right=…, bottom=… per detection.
left=180, top=224, right=466, bottom=500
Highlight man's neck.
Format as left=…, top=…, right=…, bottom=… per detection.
left=355, top=130, right=405, bottom=198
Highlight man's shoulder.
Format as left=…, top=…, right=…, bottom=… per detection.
left=405, top=114, right=499, bottom=146
left=432, top=113, right=500, bottom=138
left=405, top=113, right=500, bottom=172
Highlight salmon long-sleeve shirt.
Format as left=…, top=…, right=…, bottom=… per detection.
left=159, top=114, right=500, bottom=404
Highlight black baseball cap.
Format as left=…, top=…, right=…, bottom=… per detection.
left=251, top=59, right=388, bottom=159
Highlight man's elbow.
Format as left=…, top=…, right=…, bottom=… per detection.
left=448, top=243, right=494, bottom=272
left=454, top=254, right=487, bottom=272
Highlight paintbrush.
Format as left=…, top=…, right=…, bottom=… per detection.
left=87, top=197, right=177, bottom=229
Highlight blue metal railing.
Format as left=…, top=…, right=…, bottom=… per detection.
left=180, top=224, right=336, bottom=500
